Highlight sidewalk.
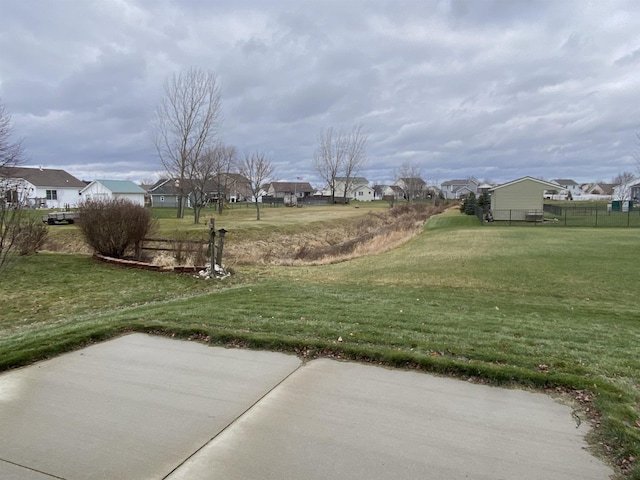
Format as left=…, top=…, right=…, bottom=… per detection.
left=0, top=334, right=613, bottom=480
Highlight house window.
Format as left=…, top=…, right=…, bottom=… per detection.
left=46, top=190, right=58, bottom=200
left=358, top=191, right=363, bottom=196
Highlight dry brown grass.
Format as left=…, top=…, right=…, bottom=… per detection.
left=41, top=203, right=448, bottom=267
left=223, top=203, right=447, bottom=266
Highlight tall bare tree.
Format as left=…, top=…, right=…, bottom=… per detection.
left=340, top=124, right=368, bottom=204
left=395, top=161, right=423, bottom=204
left=152, top=68, right=222, bottom=218
left=186, top=142, right=237, bottom=224
left=313, top=126, right=346, bottom=204
left=612, top=171, right=636, bottom=201
left=239, top=151, right=275, bottom=220
left=314, top=125, right=368, bottom=204
left=212, top=144, right=238, bottom=214
left=0, top=101, right=27, bottom=274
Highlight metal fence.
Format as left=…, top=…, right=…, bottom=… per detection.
left=478, top=204, right=640, bottom=227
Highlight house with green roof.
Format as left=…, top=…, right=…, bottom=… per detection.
left=80, top=180, right=146, bottom=206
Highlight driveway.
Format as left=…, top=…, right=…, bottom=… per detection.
left=0, top=334, right=613, bottom=479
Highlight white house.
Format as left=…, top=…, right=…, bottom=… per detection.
left=394, top=177, right=427, bottom=200
left=548, top=179, right=583, bottom=199
left=352, top=184, right=374, bottom=202
left=0, top=166, right=86, bottom=208
left=80, top=180, right=146, bottom=206
left=324, top=177, right=372, bottom=201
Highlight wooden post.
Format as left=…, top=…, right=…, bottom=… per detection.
left=216, top=228, right=227, bottom=268
left=209, top=218, right=216, bottom=275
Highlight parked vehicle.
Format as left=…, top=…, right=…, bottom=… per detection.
left=42, top=211, right=80, bottom=225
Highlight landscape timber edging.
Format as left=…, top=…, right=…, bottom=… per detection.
left=93, top=253, right=206, bottom=274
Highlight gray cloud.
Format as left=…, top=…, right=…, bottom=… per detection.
left=1, top=0, right=639, bottom=187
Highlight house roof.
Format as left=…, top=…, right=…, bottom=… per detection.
left=268, top=182, right=314, bottom=192
left=552, top=178, right=579, bottom=186
left=336, top=176, right=369, bottom=184
left=83, top=180, right=146, bottom=194
left=442, top=179, right=474, bottom=186
left=490, top=176, right=560, bottom=191
left=398, top=177, right=426, bottom=185
left=580, top=182, right=614, bottom=195
left=0, top=166, right=85, bottom=188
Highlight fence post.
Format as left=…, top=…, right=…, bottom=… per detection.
left=564, top=207, right=567, bottom=226
left=216, top=228, right=227, bottom=267
left=209, top=218, right=216, bottom=274
left=628, top=203, right=631, bottom=227
left=595, top=206, right=598, bottom=227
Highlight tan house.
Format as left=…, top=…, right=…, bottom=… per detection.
left=490, top=176, right=559, bottom=221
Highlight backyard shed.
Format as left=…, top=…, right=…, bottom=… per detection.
left=490, top=177, right=559, bottom=221
left=80, top=180, right=146, bottom=206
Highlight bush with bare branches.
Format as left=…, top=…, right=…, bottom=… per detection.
left=15, top=218, right=48, bottom=255
left=77, top=199, right=156, bottom=259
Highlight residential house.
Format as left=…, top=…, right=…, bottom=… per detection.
left=265, top=182, right=314, bottom=199
left=395, top=177, right=427, bottom=201
left=0, top=166, right=86, bottom=208
left=148, top=179, right=181, bottom=208
left=80, top=180, right=146, bottom=206
left=441, top=179, right=479, bottom=199
left=373, top=185, right=404, bottom=201
left=490, top=176, right=559, bottom=221
left=352, top=184, right=374, bottom=202
left=549, top=179, right=582, bottom=199
left=581, top=183, right=615, bottom=196
left=328, top=177, right=373, bottom=202
left=220, top=173, right=252, bottom=202
left=148, top=173, right=252, bottom=208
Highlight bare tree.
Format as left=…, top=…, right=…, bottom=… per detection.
left=635, top=132, right=640, bottom=177
left=0, top=101, right=27, bottom=274
left=186, top=142, right=238, bottom=224
left=239, top=151, right=275, bottom=220
left=152, top=68, right=222, bottom=218
left=313, top=126, right=345, bottom=204
left=612, top=171, right=636, bottom=201
left=212, top=144, right=237, bottom=214
left=395, top=161, right=423, bottom=204
left=313, top=125, right=369, bottom=204
left=340, top=124, right=368, bottom=204
left=187, top=146, right=217, bottom=225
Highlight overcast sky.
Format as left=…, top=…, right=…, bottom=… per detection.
left=1, top=0, right=639, bottom=187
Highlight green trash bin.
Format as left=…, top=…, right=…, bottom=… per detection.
left=611, top=200, right=621, bottom=211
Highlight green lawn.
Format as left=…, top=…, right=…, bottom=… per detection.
left=1, top=209, right=639, bottom=478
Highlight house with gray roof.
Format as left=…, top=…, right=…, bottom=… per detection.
left=441, top=179, right=479, bottom=199
left=0, top=166, right=86, bottom=208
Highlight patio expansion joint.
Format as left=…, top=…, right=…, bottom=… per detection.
left=160, top=360, right=306, bottom=480
left=0, top=456, right=67, bottom=479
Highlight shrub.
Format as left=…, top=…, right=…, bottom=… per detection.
left=78, top=199, right=156, bottom=259
left=15, top=218, right=48, bottom=255
left=460, top=193, right=478, bottom=215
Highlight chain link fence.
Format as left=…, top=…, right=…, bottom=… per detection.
left=477, top=203, right=640, bottom=227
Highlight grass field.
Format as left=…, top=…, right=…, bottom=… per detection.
left=1, top=207, right=639, bottom=478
